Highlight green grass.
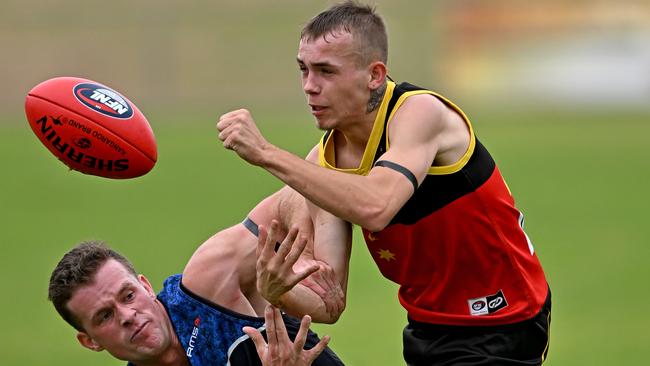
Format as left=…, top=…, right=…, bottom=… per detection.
left=3, top=1, right=648, bottom=364
left=1, top=108, right=649, bottom=365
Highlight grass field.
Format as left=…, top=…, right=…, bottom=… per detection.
left=1, top=107, right=649, bottom=365
left=2, top=1, right=649, bottom=364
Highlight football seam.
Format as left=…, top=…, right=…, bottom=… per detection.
left=27, top=93, right=157, bottom=164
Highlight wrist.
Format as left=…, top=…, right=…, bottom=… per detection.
left=254, top=141, right=277, bottom=167
left=275, top=291, right=293, bottom=308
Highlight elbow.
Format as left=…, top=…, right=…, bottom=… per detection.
left=313, top=300, right=346, bottom=325
left=357, top=203, right=393, bottom=232
left=328, top=301, right=347, bottom=324
left=362, top=218, right=390, bottom=233
left=312, top=314, right=337, bottom=324
left=319, top=316, right=339, bottom=325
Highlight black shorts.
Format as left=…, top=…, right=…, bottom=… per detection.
left=403, top=289, right=551, bottom=366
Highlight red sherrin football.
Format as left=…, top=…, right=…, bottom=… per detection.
left=25, top=77, right=157, bottom=179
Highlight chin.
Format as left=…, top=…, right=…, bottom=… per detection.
left=314, top=117, right=336, bottom=131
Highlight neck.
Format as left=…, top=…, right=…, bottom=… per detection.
left=367, top=81, right=387, bottom=113
left=133, top=342, right=188, bottom=366
left=335, top=107, right=379, bottom=150
left=338, top=81, right=387, bottom=147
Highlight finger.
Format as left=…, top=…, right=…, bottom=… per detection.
left=272, top=306, right=291, bottom=344
left=242, top=326, right=268, bottom=357
left=221, top=132, right=240, bottom=151
left=322, top=264, right=337, bottom=288
left=264, top=305, right=279, bottom=359
left=268, top=220, right=284, bottom=247
left=216, top=122, right=230, bottom=134
left=217, top=125, right=230, bottom=142
left=284, top=233, right=309, bottom=266
left=293, top=314, right=312, bottom=351
left=257, top=225, right=274, bottom=262
left=306, top=335, right=330, bottom=362
left=215, top=116, right=231, bottom=132
left=218, top=109, right=246, bottom=123
left=291, top=264, right=320, bottom=287
left=303, top=275, right=326, bottom=298
left=274, top=224, right=297, bottom=260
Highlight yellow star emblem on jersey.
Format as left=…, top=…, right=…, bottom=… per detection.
left=377, top=248, right=396, bottom=261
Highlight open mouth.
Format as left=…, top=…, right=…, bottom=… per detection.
left=310, top=104, right=327, bottom=114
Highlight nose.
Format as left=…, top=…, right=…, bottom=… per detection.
left=302, top=73, right=320, bottom=95
left=117, top=304, right=136, bottom=327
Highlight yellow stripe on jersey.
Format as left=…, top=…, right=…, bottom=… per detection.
left=385, top=90, right=476, bottom=175
left=318, top=81, right=475, bottom=176
left=318, top=81, right=396, bottom=175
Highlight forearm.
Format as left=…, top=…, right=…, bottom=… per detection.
left=259, top=145, right=393, bottom=230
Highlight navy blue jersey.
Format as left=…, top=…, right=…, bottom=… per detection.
left=128, top=274, right=343, bottom=366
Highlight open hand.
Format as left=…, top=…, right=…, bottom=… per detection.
left=243, top=305, right=330, bottom=366
left=256, top=220, right=320, bottom=306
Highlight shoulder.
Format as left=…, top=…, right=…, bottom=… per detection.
left=395, top=93, right=446, bottom=122
left=388, top=93, right=447, bottom=140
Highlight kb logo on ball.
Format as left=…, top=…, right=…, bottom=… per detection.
left=73, top=83, right=133, bottom=119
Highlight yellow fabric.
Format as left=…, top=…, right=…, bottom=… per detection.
left=318, top=81, right=475, bottom=176
left=385, top=90, right=476, bottom=175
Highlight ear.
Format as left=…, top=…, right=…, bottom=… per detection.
left=138, top=274, right=156, bottom=299
left=77, top=331, right=104, bottom=352
left=367, top=61, right=387, bottom=90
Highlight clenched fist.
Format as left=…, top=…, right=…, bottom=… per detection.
left=217, top=109, right=271, bottom=166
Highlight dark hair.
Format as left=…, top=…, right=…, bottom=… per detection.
left=301, top=0, right=388, bottom=65
left=48, top=241, right=137, bottom=331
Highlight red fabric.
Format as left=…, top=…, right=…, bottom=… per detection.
left=362, top=167, right=548, bottom=326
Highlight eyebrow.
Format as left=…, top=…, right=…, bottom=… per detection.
left=90, top=281, right=133, bottom=321
left=296, top=57, right=336, bottom=68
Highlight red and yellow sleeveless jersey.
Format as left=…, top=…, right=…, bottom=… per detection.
left=318, top=81, right=548, bottom=326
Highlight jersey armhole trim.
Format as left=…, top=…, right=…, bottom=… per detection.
left=385, top=90, right=476, bottom=175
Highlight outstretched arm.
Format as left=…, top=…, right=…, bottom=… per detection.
left=217, top=95, right=457, bottom=231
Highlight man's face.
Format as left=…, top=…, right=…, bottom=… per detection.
left=67, top=259, right=174, bottom=362
left=297, top=31, right=372, bottom=130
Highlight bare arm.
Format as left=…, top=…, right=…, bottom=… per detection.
left=256, top=215, right=350, bottom=323
left=181, top=187, right=306, bottom=316
left=254, top=183, right=351, bottom=323
left=184, top=185, right=351, bottom=323
left=217, top=95, right=458, bottom=231
left=182, top=224, right=261, bottom=316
